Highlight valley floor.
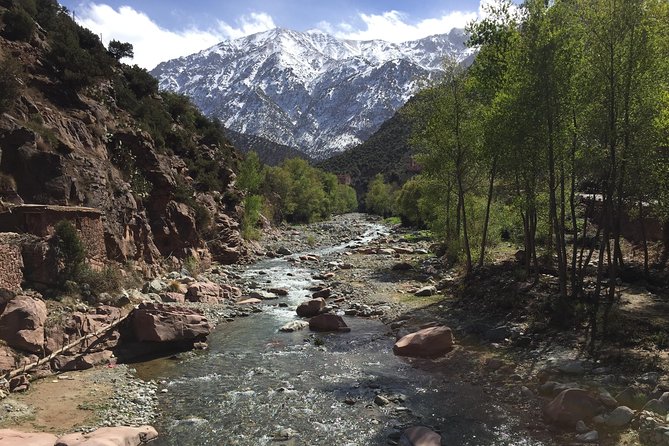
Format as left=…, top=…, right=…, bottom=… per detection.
left=3, top=213, right=668, bottom=445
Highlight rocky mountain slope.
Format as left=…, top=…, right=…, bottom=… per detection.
left=151, top=28, right=474, bottom=160
left=0, top=1, right=247, bottom=278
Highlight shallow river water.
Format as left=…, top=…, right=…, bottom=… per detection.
left=135, top=223, right=546, bottom=445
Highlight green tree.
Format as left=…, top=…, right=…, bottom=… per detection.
left=237, top=151, right=264, bottom=194
left=108, top=39, right=134, bottom=60
left=365, top=173, right=395, bottom=217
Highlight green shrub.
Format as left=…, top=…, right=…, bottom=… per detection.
left=183, top=256, right=203, bottom=277
left=54, top=220, right=86, bottom=284
left=2, top=8, right=35, bottom=41
left=0, top=56, right=21, bottom=113
left=241, top=194, right=263, bottom=240
left=75, top=265, right=123, bottom=296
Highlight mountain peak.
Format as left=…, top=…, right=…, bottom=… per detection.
left=152, top=28, right=472, bottom=159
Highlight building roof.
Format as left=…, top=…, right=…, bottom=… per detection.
left=2, top=204, right=103, bottom=215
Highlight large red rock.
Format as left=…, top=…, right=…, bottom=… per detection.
left=51, top=350, right=114, bottom=372
left=55, top=425, right=158, bottom=445
left=0, top=429, right=58, bottom=446
left=399, top=426, right=441, bottom=446
left=296, top=298, right=326, bottom=317
left=131, top=303, right=210, bottom=343
left=544, top=388, right=602, bottom=426
left=393, top=326, right=454, bottom=358
left=309, top=314, right=350, bottom=332
left=0, top=295, right=47, bottom=353
left=185, top=282, right=223, bottom=304
left=0, top=345, right=34, bottom=373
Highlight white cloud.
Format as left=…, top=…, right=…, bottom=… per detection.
left=329, top=10, right=477, bottom=42
left=75, top=4, right=276, bottom=70
left=317, top=1, right=516, bottom=44
left=217, top=12, right=276, bottom=40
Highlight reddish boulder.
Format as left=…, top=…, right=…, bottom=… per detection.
left=400, top=426, right=441, bottom=446
left=544, top=388, right=602, bottom=426
left=55, top=425, right=158, bottom=445
left=131, top=303, right=210, bottom=343
left=186, top=282, right=223, bottom=304
left=0, top=345, right=34, bottom=373
left=52, top=350, right=114, bottom=372
left=0, top=429, right=58, bottom=446
left=161, top=292, right=186, bottom=303
left=312, top=288, right=331, bottom=299
left=0, top=295, right=47, bottom=353
left=393, top=326, right=454, bottom=358
left=296, top=298, right=326, bottom=317
left=309, top=314, right=350, bottom=332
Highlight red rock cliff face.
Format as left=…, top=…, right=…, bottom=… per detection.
left=0, top=35, right=247, bottom=269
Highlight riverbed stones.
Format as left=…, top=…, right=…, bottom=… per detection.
left=311, top=288, right=331, bottom=299
left=130, top=303, right=210, bottom=343
left=0, top=429, right=58, bottom=445
left=575, top=430, right=599, bottom=443
left=544, top=389, right=602, bottom=426
left=0, top=294, right=47, bottom=353
left=393, top=326, right=454, bottom=358
left=55, top=425, right=158, bottom=445
left=308, top=314, right=350, bottom=332
left=249, top=290, right=277, bottom=300
left=594, top=405, right=635, bottom=428
left=643, top=399, right=669, bottom=416
left=237, top=298, right=262, bottom=305
left=185, top=282, right=223, bottom=304
left=279, top=320, right=309, bottom=332
left=399, top=426, right=441, bottom=446
left=296, top=298, right=326, bottom=317
left=414, top=286, right=436, bottom=297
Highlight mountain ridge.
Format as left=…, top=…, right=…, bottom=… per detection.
left=151, top=27, right=474, bottom=159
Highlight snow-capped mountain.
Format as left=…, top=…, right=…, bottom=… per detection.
left=151, top=27, right=474, bottom=159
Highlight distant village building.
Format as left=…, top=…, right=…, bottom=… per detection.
left=337, top=174, right=352, bottom=185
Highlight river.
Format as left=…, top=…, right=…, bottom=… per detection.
left=135, top=221, right=547, bottom=445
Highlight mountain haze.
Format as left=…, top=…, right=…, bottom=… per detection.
left=151, top=28, right=473, bottom=159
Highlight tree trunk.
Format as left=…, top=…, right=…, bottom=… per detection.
left=478, top=157, right=497, bottom=267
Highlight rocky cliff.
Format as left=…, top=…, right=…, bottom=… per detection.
left=0, top=2, right=247, bottom=279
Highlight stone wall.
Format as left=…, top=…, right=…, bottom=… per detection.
left=0, top=233, right=25, bottom=292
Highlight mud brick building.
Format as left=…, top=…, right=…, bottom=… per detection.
left=0, top=205, right=107, bottom=291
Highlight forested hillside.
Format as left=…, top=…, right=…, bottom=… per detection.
left=388, top=0, right=669, bottom=347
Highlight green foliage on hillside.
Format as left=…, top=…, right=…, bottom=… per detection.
left=1, top=7, right=35, bottom=41
left=404, top=0, right=669, bottom=346
left=0, top=54, right=22, bottom=112
left=236, top=153, right=357, bottom=236
left=318, top=100, right=421, bottom=198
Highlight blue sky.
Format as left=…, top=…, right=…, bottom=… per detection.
left=59, top=0, right=488, bottom=69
